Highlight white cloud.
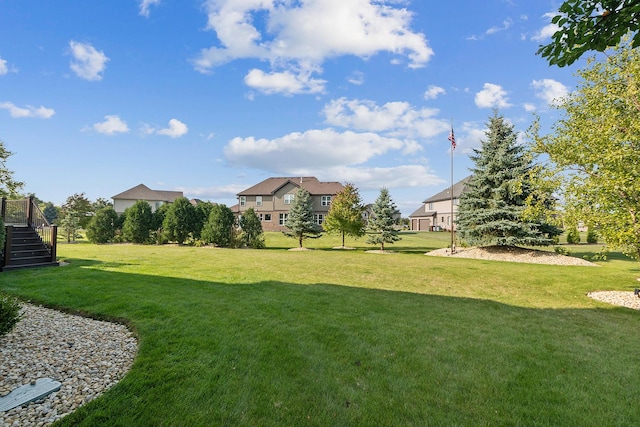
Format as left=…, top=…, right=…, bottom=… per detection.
left=323, top=97, right=449, bottom=139
left=486, top=18, right=513, bottom=35
left=92, top=115, right=129, bottom=135
left=69, top=41, right=109, bottom=81
left=0, top=57, right=7, bottom=75
left=244, top=67, right=326, bottom=95
left=531, top=78, right=569, bottom=106
left=194, top=0, right=433, bottom=93
left=531, top=13, right=559, bottom=42
left=139, top=0, right=161, bottom=17
left=324, top=165, right=445, bottom=190
left=225, top=128, right=406, bottom=172
left=475, top=83, right=512, bottom=109
left=424, top=85, right=445, bottom=100
left=157, top=119, right=189, bottom=138
left=523, top=103, right=537, bottom=112
left=176, top=183, right=247, bottom=200
left=0, top=101, right=55, bottom=118
left=347, top=71, right=364, bottom=85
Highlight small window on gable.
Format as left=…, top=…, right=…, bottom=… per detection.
left=240, top=196, right=246, bottom=207
left=321, top=195, right=332, bottom=206
left=284, top=194, right=295, bottom=205
left=428, top=202, right=433, bottom=210
left=256, top=196, right=262, bottom=206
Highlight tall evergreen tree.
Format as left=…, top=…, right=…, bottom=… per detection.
left=366, top=188, right=401, bottom=251
left=324, top=183, right=366, bottom=247
left=0, top=140, right=24, bottom=198
left=457, top=111, right=561, bottom=247
left=122, top=200, right=153, bottom=244
left=163, top=197, right=196, bottom=244
left=284, top=187, right=322, bottom=248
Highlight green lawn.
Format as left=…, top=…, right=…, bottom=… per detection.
left=2, top=232, right=640, bottom=426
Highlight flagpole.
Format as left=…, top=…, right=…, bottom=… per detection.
left=449, top=120, right=456, bottom=254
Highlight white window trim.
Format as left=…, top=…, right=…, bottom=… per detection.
left=239, top=196, right=246, bottom=207
left=256, top=195, right=262, bottom=206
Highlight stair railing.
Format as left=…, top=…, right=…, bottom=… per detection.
left=1, top=197, right=57, bottom=267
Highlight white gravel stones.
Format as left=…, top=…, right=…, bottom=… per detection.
left=426, top=245, right=598, bottom=266
left=587, top=291, right=640, bottom=310
left=0, top=303, right=137, bottom=426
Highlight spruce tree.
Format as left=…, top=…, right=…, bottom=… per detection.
left=324, top=183, right=366, bottom=247
left=457, top=111, right=561, bottom=247
left=366, top=188, right=401, bottom=251
left=284, top=187, right=322, bottom=248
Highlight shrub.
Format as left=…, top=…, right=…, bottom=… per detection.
left=587, top=228, right=598, bottom=244
left=566, top=227, right=581, bottom=244
left=0, top=294, right=21, bottom=337
left=554, top=246, right=572, bottom=256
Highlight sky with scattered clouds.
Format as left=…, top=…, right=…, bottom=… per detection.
left=0, top=0, right=588, bottom=215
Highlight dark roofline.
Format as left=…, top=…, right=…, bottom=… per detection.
left=423, top=176, right=472, bottom=203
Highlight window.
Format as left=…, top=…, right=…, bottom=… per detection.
left=284, top=194, right=295, bottom=205
left=239, top=196, right=246, bottom=207
left=264, top=213, right=271, bottom=222
left=279, top=213, right=289, bottom=225
left=321, top=195, right=332, bottom=206
left=453, top=198, right=459, bottom=206
left=428, top=202, right=433, bottom=210
left=315, top=214, right=324, bottom=225
left=256, top=196, right=262, bottom=206
left=258, top=213, right=264, bottom=221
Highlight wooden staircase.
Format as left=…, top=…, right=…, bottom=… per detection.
left=2, top=197, right=58, bottom=272
left=2, top=226, right=59, bottom=271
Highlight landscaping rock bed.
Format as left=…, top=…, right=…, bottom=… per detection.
left=426, top=245, right=598, bottom=266
left=0, top=303, right=137, bottom=426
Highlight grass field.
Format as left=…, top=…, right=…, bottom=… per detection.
left=2, top=232, right=640, bottom=425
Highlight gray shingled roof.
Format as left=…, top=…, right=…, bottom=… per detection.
left=423, top=176, right=472, bottom=203
left=408, top=206, right=437, bottom=218
left=112, top=184, right=183, bottom=202
left=238, top=177, right=344, bottom=196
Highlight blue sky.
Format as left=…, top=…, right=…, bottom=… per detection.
left=0, top=0, right=586, bottom=215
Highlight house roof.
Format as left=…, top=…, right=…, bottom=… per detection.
left=408, top=207, right=437, bottom=218
left=112, top=184, right=183, bottom=203
left=238, top=177, right=344, bottom=196
left=423, top=176, right=472, bottom=203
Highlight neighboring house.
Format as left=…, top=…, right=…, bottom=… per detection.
left=234, top=177, right=344, bottom=232
left=409, top=176, right=471, bottom=231
left=112, top=184, right=183, bottom=214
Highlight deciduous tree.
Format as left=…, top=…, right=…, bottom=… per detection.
left=163, top=197, right=196, bottom=244
left=532, top=42, right=640, bottom=259
left=0, top=140, right=24, bottom=198
left=239, top=208, right=265, bottom=249
left=324, top=183, right=366, bottom=247
left=538, top=0, right=640, bottom=66
left=86, top=207, right=118, bottom=243
left=201, top=204, right=236, bottom=247
left=122, top=200, right=152, bottom=244
left=284, top=188, right=322, bottom=248
left=366, top=188, right=401, bottom=251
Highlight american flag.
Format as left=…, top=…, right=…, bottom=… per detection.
left=448, top=127, right=456, bottom=150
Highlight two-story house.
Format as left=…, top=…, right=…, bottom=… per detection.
left=409, top=176, right=471, bottom=231
left=112, top=184, right=183, bottom=215
left=234, top=177, right=344, bottom=232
